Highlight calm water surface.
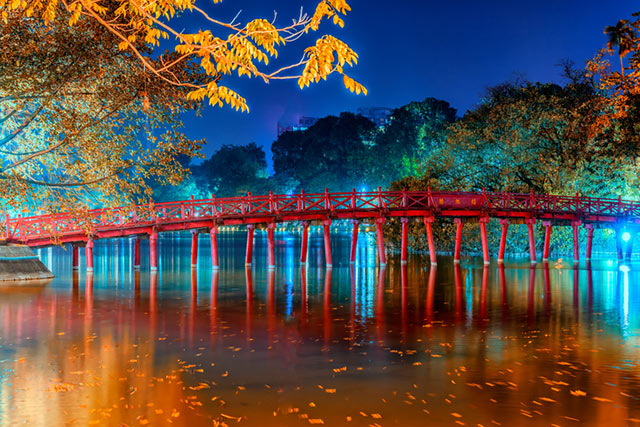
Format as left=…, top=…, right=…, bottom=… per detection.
left=1, top=229, right=640, bottom=426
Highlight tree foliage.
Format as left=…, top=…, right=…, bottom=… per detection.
left=0, top=13, right=205, bottom=213
left=1, top=0, right=366, bottom=111
left=0, top=0, right=365, bottom=214
left=272, top=112, right=377, bottom=193
left=194, top=143, right=270, bottom=198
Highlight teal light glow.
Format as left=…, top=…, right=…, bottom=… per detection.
left=622, top=231, right=632, bottom=242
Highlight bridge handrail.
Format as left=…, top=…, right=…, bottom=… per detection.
left=4, top=190, right=639, bottom=242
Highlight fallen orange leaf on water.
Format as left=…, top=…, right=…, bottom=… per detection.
left=570, top=390, right=586, bottom=396
left=308, top=419, right=324, bottom=424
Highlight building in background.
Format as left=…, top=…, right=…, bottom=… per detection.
left=357, top=107, right=392, bottom=128
left=277, top=116, right=318, bottom=136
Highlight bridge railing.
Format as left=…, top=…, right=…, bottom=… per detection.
left=6, top=190, right=640, bottom=242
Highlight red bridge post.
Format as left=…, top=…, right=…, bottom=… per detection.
left=210, top=226, right=219, bottom=270
left=300, top=222, right=309, bottom=264
left=401, top=217, right=409, bottom=264
left=267, top=223, right=276, bottom=269
left=571, top=220, right=582, bottom=263
left=526, top=219, right=536, bottom=264
left=246, top=224, right=255, bottom=266
left=191, top=230, right=199, bottom=268
left=479, top=217, right=490, bottom=265
left=375, top=217, right=386, bottom=266
left=323, top=219, right=333, bottom=268
left=350, top=220, right=359, bottom=264
left=150, top=230, right=158, bottom=271
left=423, top=216, right=437, bottom=265
left=585, top=224, right=594, bottom=261
left=134, top=237, right=141, bottom=270
left=542, top=221, right=552, bottom=262
left=72, top=245, right=79, bottom=270
left=453, top=218, right=463, bottom=264
left=498, top=219, right=509, bottom=263
left=86, top=238, right=94, bottom=272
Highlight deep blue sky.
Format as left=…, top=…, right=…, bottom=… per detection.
left=180, top=0, right=637, bottom=162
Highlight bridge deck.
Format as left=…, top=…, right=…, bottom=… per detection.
left=3, top=190, right=639, bottom=247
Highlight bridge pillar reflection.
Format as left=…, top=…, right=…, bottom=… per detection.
left=86, top=238, right=94, bottom=272
left=149, top=230, right=158, bottom=271
left=210, top=226, right=219, bottom=269
left=526, top=218, right=537, bottom=264
left=571, top=220, right=582, bottom=263
left=245, top=224, right=254, bottom=266
left=542, top=221, right=552, bottom=262
left=453, top=218, right=463, bottom=264
left=350, top=220, right=359, bottom=264
left=423, top=216, right=437, bottom=265
left=190, top=230, right=199, bottom=268
left=401, top=217, right=409, bottom=264
left=585, top=224, right=594, bottom=261
left=323, top=219, right=333, bottom=268
left=300, top=221, right=309, bottom=264
left=267, top=223, right=276, bottom=269
left=375, top=218, right=386, bottom=266
left=479, top=217, right=490, bottom=265
left=497, top=219, right=509, bottom=263
left=133, top=237, right=141, bottom=269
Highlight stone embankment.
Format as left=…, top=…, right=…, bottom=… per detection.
left=0, top=241, right=53, bottom=282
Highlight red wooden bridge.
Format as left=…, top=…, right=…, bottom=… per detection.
left=3, top=189, right=639, bottom=272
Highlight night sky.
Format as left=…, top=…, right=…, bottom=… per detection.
left=181, top=0, right=637, bottom=163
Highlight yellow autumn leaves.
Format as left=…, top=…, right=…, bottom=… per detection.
left=1, top=0, right=366, bottom=112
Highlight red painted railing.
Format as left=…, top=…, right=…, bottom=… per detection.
left=3, top=189, right=640, bottom=246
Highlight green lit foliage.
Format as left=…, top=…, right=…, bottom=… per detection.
left=372, top=98, right=456, bottom=184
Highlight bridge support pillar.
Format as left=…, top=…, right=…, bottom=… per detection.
left=300, top=222, right=309, bottom=264
left=133, top=237, right=141, bottom=269
left=542, top=221, right=552, bottom=262
left=498, top=219, right=509, bottom=263
left=210, top=226, right=219, bottom=270
left=150, top=230, right=158, bottom=271
left=626, top=231, right=635, bottom=261
left=375, top=217, right=386, bottom=266
left=323, top=219, right=333, bottom=268
left=267, top=223, right=276, bottom=269
left=453, top=218, right=463, bottom=264
left=86, top=238, right=94, bottom=272
left=350, top=220, right=359, bottom=264
left=479, top=217, right=490, bottom=265
left=571, top=220, right=582, bottom=263
left=245, top=224, right=254, bottom=266
left=72, top=245, right=79, bottom=270
left=424, top=216, right=437, bottom=265
left=526, top=218, right=536, bottom=264
left=190, top=230, right=199, bottom=268
left=616, top=228, right=624, bottom=261
left=401, top=218, right=409, bottom=264
left=585, top=224, right=594, bottom=261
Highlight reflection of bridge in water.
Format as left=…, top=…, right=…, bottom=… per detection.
left=6, top=190, right=640, bottom=272
left=1, top=262, right=606, bottom=347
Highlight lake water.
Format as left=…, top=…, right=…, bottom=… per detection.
left=1, top=229, right=639, bottom=426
